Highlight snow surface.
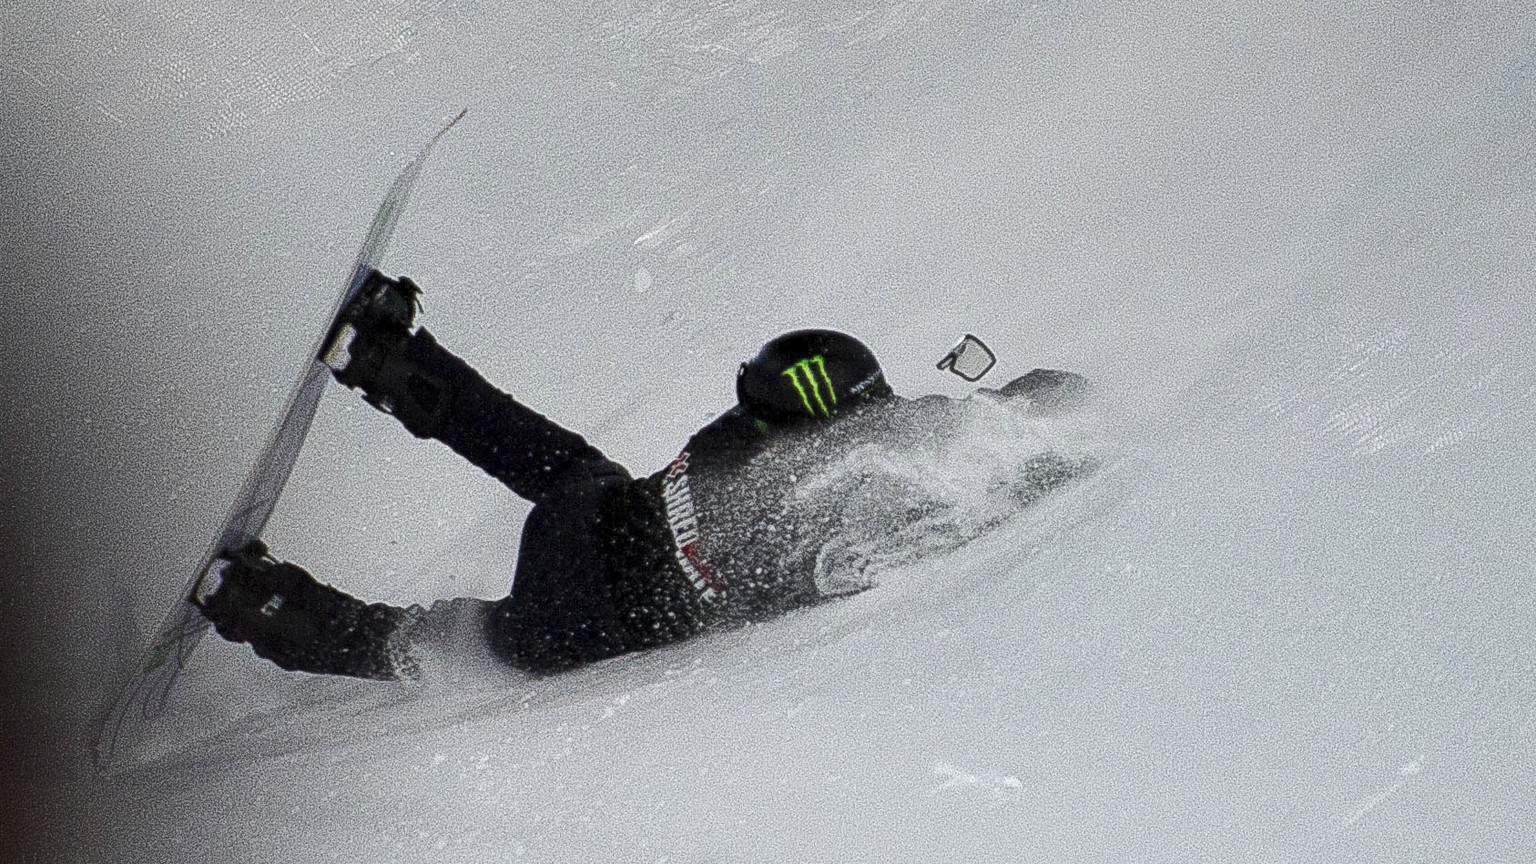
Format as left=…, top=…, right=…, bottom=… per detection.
left=4, top=0, right=1536, bottom=860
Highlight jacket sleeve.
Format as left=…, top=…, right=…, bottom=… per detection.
left=980, top=369, right=1091, bottom=409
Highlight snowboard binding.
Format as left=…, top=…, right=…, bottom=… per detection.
left=321, top=268, right=448, bottom=438
left=321, top=267, right=422, bottom=385
left=193, top=540, right=302, bottom=641
left=193, top=540, right=404, bottom=680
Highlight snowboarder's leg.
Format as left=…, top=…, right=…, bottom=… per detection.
left=325, top=269, right=618, bottom=504
left=484, top=471, right=634, bottom=674
left=484, top=473, right=707, bottom=674
left=393, top=328, right=628, bottom=502
left=195, top=542, right=406, bottom=680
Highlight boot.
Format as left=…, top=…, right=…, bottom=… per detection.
left=320, top=269, right=448, bottom=438
left=321, top=268, right=422, bottom=389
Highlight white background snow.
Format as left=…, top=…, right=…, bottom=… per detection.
left=4, top=0, right=1535, bottom=860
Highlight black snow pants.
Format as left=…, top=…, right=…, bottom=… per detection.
left=385, top=329, right=645, bottom=673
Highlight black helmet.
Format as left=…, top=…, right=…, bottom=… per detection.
left=737, top=329, right=893, bottom=424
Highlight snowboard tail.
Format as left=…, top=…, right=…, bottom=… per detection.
left=96, top=109, right=466, bottom=771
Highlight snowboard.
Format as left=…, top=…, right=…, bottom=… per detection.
left=96, top=109, right=466, bottom=771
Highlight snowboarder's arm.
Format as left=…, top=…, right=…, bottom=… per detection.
left=892, top=370, right=1090, bottom=417
left=980, top=368, right=1090, bottom=410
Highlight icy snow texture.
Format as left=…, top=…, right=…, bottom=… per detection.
left=3, top=0, right=1536, bottom=861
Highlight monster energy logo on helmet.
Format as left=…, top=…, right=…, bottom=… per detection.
left=737, top=329, right=892, bottom=424
left=781, top=355, right=838, bottom=417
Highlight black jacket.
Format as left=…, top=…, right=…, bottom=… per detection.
left=585, top=368, right=1093, bottom=661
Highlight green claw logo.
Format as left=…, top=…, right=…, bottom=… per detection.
left=782, top=355, right=837, bottom=417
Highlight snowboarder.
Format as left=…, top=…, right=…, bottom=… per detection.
left=196, top=270, right=1091, bottom=679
